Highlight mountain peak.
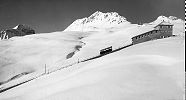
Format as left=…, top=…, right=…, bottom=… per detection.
left=147, top=15, right=184, bottom=26
left=64, top=11, right=130, bottom=31
left=87, top=11, right=126, bottom=23
left=13, top=24, right=34, bottom=30
left=156, top=15, right=183, bottom=22
left=89, top=11, right=121, bottom=19
left=1, top=24, right=36, bottom=40
left=168, top=16, right=180, bottom=20
left=90, top=11, right=103, bottom=17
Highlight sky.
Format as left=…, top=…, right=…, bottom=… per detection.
left=0, top=0, right=184, bottom=33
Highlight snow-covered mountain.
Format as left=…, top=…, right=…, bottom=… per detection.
left=151, top=16, right=184, bottom=24
left=64, top=11, right=184, bottom=36
left=0, top=24, right=35, bottom=40
left=64, top=11, right=131, bottom=32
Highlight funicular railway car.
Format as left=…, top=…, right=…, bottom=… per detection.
left=100, top=46, right=112, bottom=55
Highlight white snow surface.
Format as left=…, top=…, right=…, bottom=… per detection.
left=0, top=31, right=85, bottom=83
left=0, top=12, right=185, bottom=100
left=12, top=25, right=18, bottom=29
left=0, top=36, right=185, bottom=100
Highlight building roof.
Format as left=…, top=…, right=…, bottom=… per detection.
left=157, top=21, right=173, bottom=26
left=130, top=26, right=158, bottom=38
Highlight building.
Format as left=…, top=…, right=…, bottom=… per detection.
left=132, top=21, right=173, bottom=44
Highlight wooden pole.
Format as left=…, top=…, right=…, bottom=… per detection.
left=45, top=64, right=46, bottom=74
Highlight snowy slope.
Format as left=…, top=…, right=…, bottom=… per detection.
left=0, top=13, right=184, bottom=85
left=0, top=36, right=184, bottom=100
left=0, top=31, right=86, bottom=84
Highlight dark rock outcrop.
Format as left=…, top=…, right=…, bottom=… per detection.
left=16, top=24, right=35, bottom=35
left=0, top=24, right=36, bottom=40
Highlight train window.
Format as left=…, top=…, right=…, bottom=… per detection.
left=100, top=46, right=112, bottom=55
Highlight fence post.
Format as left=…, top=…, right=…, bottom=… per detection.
left=78, top=58, right=80, bottom=63
left=44, top=64, right=47, bottom=74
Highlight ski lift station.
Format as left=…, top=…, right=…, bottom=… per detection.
left=132, top=21, right=173, bottom=44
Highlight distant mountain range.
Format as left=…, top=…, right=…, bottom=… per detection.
left=0, top=11, right=184, bottom=40
left=0, top=24, right=35, bottom=40
left=64, top=11, right=184, bottom=35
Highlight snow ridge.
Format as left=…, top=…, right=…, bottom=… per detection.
left=64, top=11, right=130, bottom=32
left=152, top=16, right=184, bottom=24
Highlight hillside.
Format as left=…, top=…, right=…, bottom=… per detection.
left=0, top=36, right=184, bottom=100
left=0, top=31, right=85, bottom=84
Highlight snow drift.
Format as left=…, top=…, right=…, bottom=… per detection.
left=0, top=36, right=184, bottom=100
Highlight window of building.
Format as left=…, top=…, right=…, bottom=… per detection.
left=168, top=26, right=172, bottom=28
